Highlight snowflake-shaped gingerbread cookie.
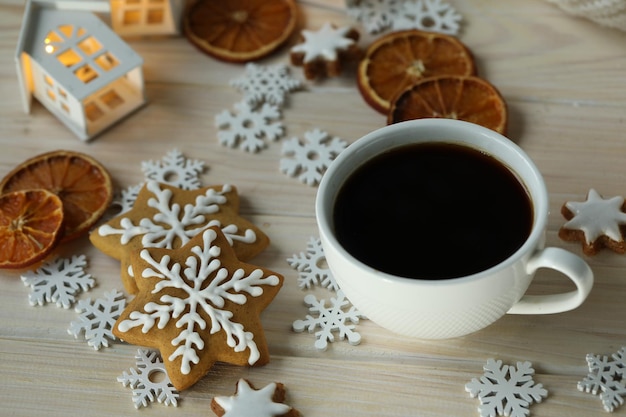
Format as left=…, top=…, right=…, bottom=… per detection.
left=290, top=22, right=361, bottom=80
left=287, top=236, right=338, bottom=291
left=21, top=255, right=95, bottom=309
left=118, top=348, right=179, bottom=409
left=465, top=359, right=548, bottom=417
left=113, top=227, right=283, bottom=390
left=91, top=181, right=268, bottom=294
left=211, top=379, right=299, bottom=417
left=578, top=347, right=626, bottom=412
left=215, top=101, right=285, bottom=152
left=280, top=128, right=347, bottom=186
left=68, top=289, right=126, bottom=350
left=559, top=189, right=626, bottom=255
left=230, top=63, right=303, bottom=109
left=293, top=290, right=365, bottom=351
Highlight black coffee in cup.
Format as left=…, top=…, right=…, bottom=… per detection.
left=332, top=142, right=533, bottom=280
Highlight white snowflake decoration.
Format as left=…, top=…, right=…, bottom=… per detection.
left=213, top=379, right=293, bottom=417
left=21, top=255, right=95, bottom=309
left=287, top=236, right=338, bottom=291
left=141, top=148, right=205, bottom=190
left=230, top=63, right=303, bottom=109
left=68, top=289, right=126, bottom=350
left=118, top=348, right=179, bottom=409
left=280, top=128, right=347, bottom=186
left=111, top=183, right=143, bottom=215
left=394, top=0, right=463, bottom=35
left=215, top=101, right=285, bottom=152
left=108, top=150, right=208, bottom=216
left=117, top=228, right=282, bottom=373
left=578, top=347, right=626, bottom=412
left=465, top=359, right=548, bottom=417
left=346, top=0, right=403, bottom=34
left=292, top=290, right=364, bottom=351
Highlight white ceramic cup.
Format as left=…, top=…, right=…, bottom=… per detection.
left=316, top=119, right=594, bottom=339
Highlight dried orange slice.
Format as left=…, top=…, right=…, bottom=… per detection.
left=357, top=29, right=476, bottom=114
left=0, top=150, right=113, bottom=242
left=183, top=0, right=298, bottom=63
left=388, top=75, right=508, bottom=134
left=0, top=189, right=64, bottom=269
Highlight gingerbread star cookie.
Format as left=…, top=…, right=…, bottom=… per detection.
left=290, top=22, right=361, bottom=80
left=559, top=188, right=626, bottom=255
left=113, top=226, right=283, bottom=391
left=211, top=379, right=300, bottom=417
left=90, top=181, right=269, bottom=294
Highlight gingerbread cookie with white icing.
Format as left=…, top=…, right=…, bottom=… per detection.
left=290, top=22, right=361, bottom=80
left=559, top=188, right=626, bottom=255
left=90, top=180, right=269, bottom=294
left=211, top=379, right=300, bottom=417
left=113, top=227, right=283, bottom=391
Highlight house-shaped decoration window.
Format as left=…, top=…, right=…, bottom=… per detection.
left=16, top=0, right=146, bottom=140
left=109, top=0, right=184, bottom=37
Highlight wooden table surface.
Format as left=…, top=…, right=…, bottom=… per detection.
left=2, top=1, right=626, bottom=416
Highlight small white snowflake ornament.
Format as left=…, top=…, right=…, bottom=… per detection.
left=230, top=63, right=303, bottom=109
left=280, top=128, right=347, bottom=186
left=394, top=0, right=463, bottom=35
left=215, top=101, right=285, bottom=152
left=346, top=0, right=403, bottom=34
left=110, top=183, right=143, bottom=215
left=465, top=359, right=548, bottom=417
left=68, top=289, right=126, bottom=350
left=141, top=148, right=205, bottom=190
left=118, top=349, right=179, bottom=409
left=21, top=255, right=95, bottom=309
left=578, top=347, right=626, bottom=412
left=287, top=236, right=338, bottom=291
left=293, top=290, right=365, bottom=350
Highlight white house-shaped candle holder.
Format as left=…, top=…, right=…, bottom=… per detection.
left=16, top=0, right=146, bottom=140
left=109, top=0, right=185, bottom=37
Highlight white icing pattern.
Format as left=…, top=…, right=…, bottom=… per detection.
left=98, top=180, right=257, bottom=248
left=117, top=228, right=281, bottom=375
left=291, top=22, right=356, bottom=63
left=564, top=188, right=626, bottom=243
left=214, top=379, right=292, bottom=417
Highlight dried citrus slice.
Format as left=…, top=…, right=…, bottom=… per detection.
left=0, top=189, right=64, bottom=269
left=0, top=150, right=113, bottom=242
left=357, top=29, right=476, bottom=114
left=387, top=75, right=508, bottom=134
left=183, top=0, right=298, bottom=63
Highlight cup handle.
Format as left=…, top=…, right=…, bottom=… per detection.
left=507, top=247, right=594, bottom=315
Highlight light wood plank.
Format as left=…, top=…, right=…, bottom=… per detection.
left=1, top=0, right=626, bottom=415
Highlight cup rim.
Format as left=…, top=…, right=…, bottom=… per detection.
left=315, top=118, right=549, bottom=286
